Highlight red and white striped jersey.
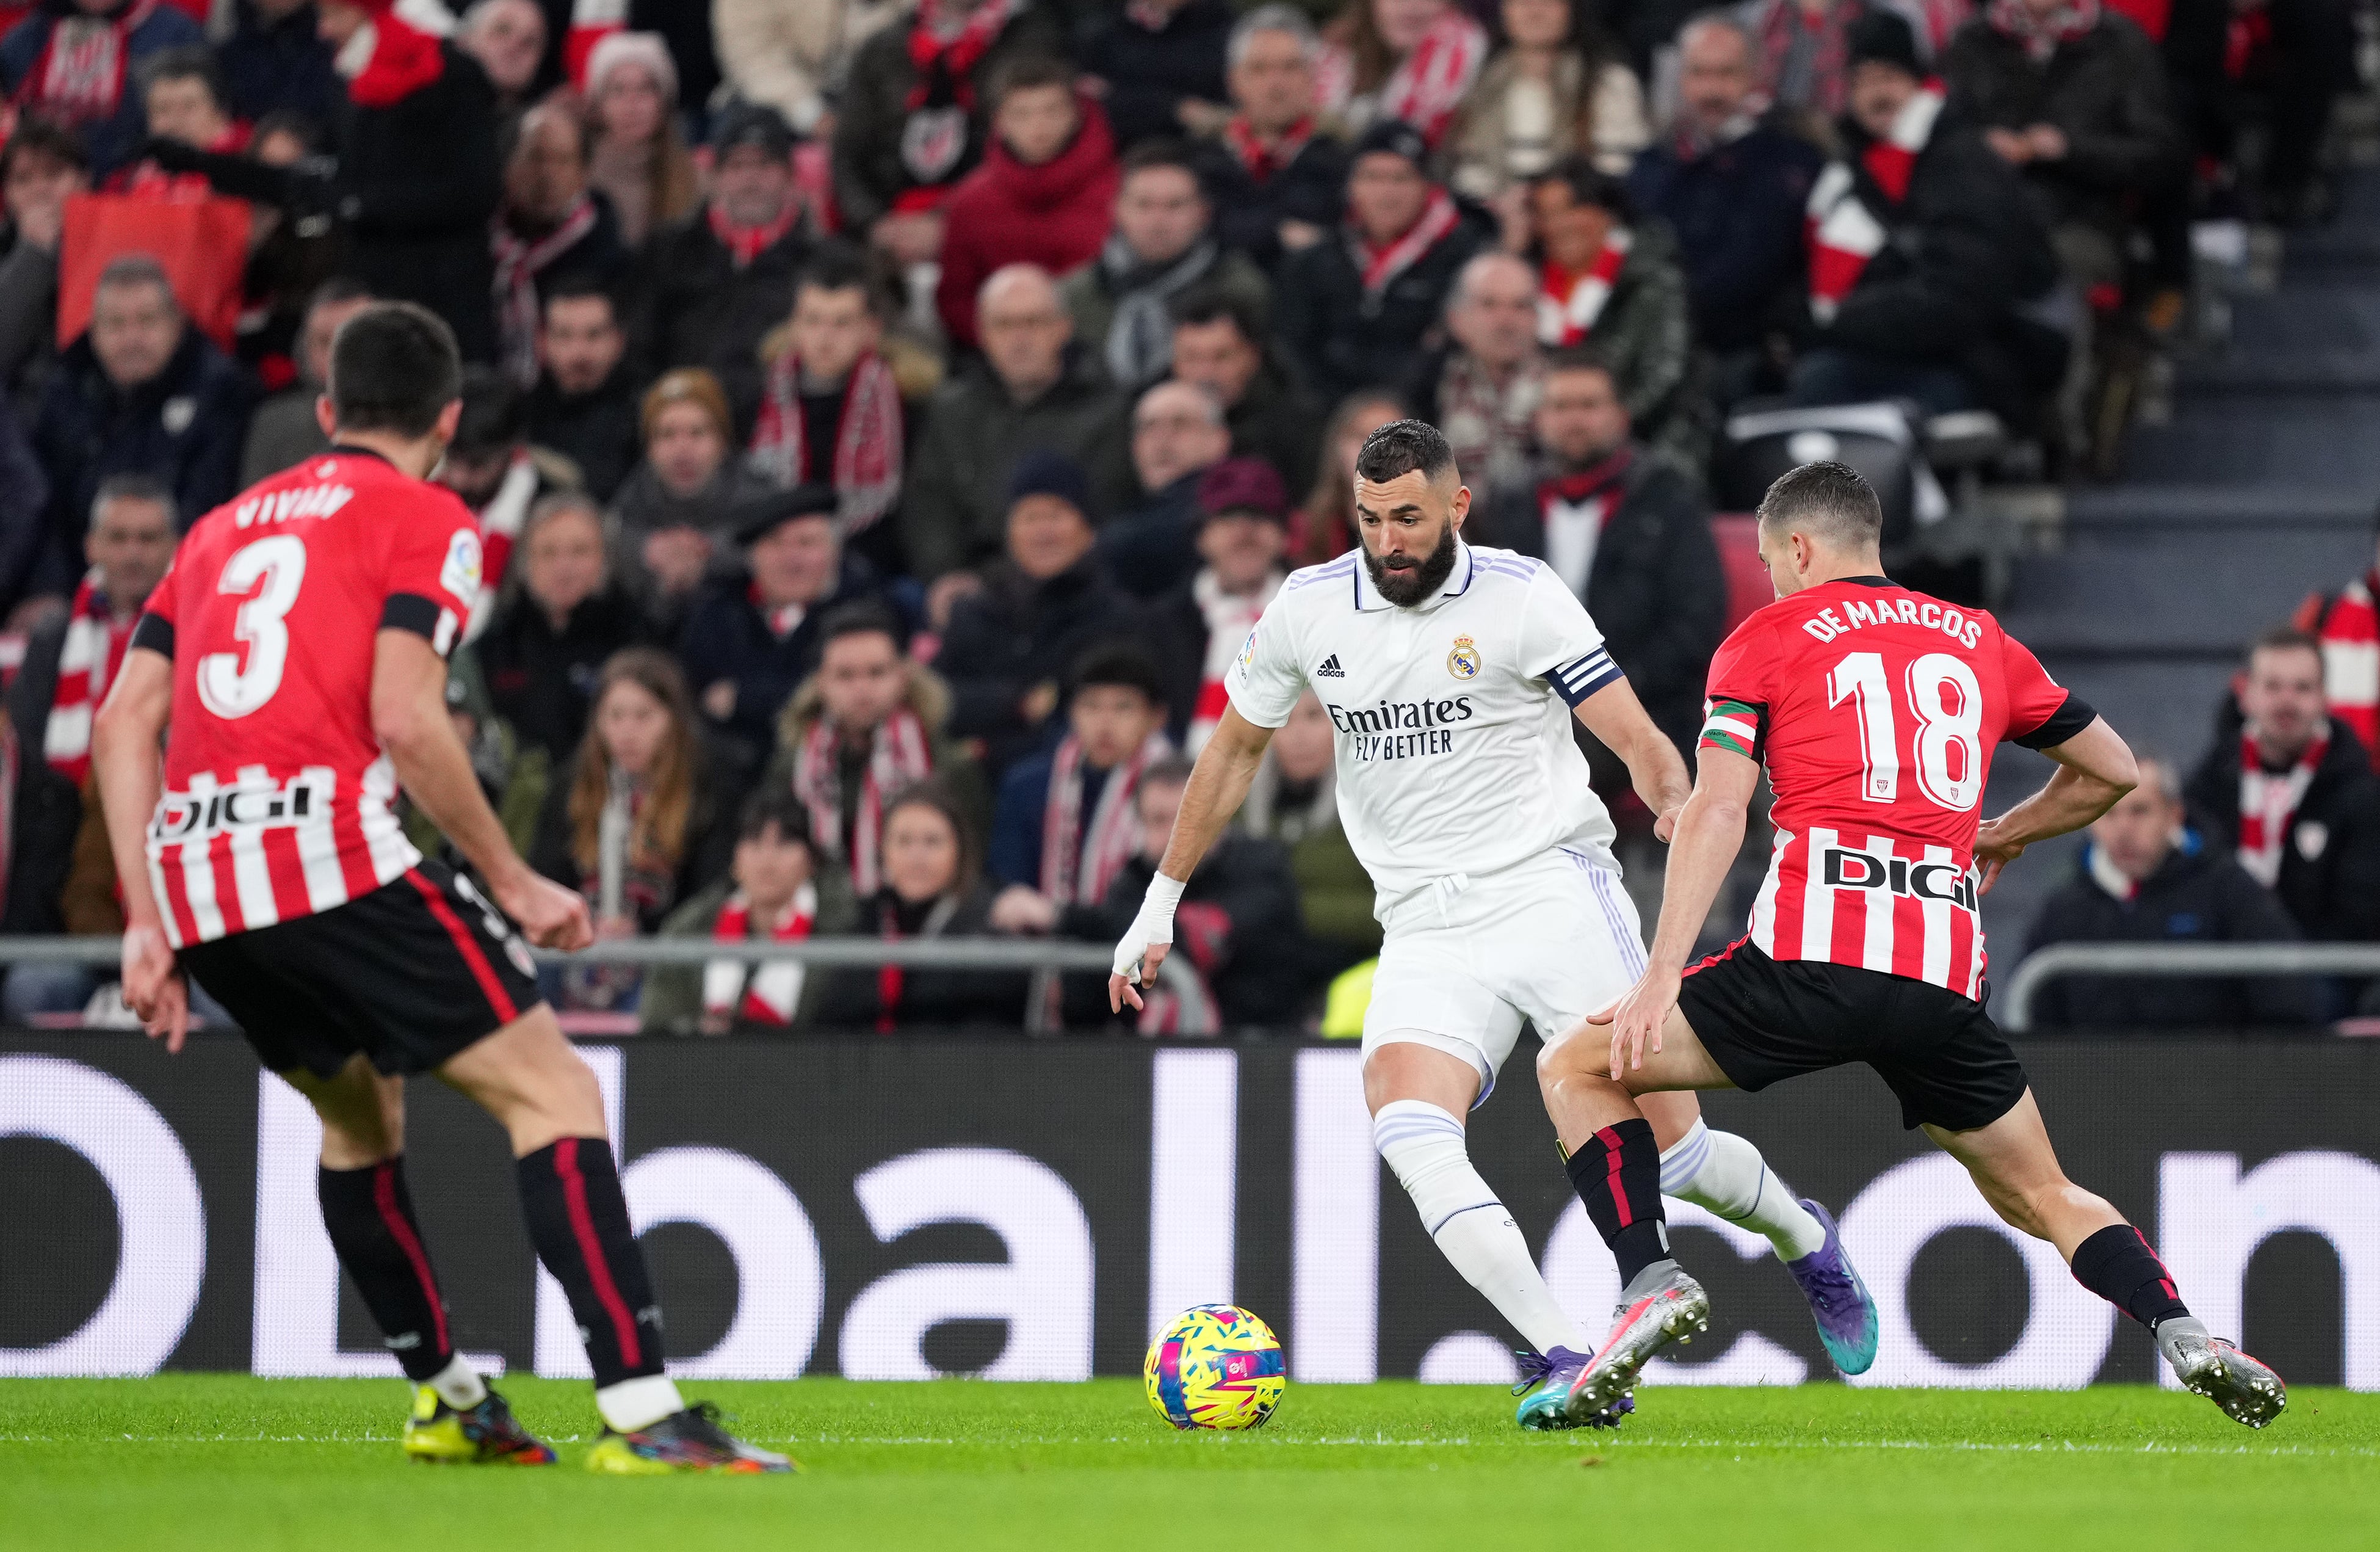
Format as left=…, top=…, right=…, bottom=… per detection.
left=1696, top=577, right=2092, bottom=999
left=134, top=450, right=483, bottom=947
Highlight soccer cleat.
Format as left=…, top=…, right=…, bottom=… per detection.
left=2165, top=1329, right=2287, bottom=1429
left=584, top=1402, right=798, bottom=1474
left=1563, top=1267, right=1710, bottom=1426
left=1512, top=1347, right=1632, bottom=1432
left=1783, top=1198, right=1879, bottom=1376
left=401, top=1385, right=557, bottom=1465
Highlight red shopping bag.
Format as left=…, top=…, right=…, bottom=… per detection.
left=57, top=192, right=250, bottom=352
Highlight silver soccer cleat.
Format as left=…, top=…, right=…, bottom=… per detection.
left=1563, top=1267, right=1710, bottom=1426
left=2166, top=1328, right=2287, bottom=1429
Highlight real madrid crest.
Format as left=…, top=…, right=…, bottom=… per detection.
left=1447, top=634, right=1481, bottom=679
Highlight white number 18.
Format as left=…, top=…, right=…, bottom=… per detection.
left=1825, top=650, right=1984, bottom=812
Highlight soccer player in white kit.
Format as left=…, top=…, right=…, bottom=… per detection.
left=1110, top=421, right=1878, bottom=1427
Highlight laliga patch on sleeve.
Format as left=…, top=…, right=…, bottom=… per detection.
left=1237, top=628, right=1257, bottom=669
left=439, top=528, right=483, bottom=600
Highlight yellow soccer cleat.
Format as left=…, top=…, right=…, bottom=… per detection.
left=401, top=1385, right=559, bottom=1465
left=584, top=1403, right=796, bottom=1474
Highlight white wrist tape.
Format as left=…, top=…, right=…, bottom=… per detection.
left=1112, top=871, right=1188, bottom=980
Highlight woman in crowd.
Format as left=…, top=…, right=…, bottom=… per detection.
left=1446, top=0, right=1649, bottom=212
left=582, top=31, right=700, bottom=249
left=1294, top=387, right=1405, bottom=565
left=477, top=492, right=651, bottom=767
left=1316, top=0, right=1489, bottom=148
left=816, top=780, right=1026, bottom=1032
left=610, top=368, right=777, bottom=632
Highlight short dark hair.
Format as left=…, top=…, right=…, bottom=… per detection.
left=2249, top=625, right=2323, bottom=667
left=1532, top=155, right=1633, bottom=222
left=450, top=364, right=526, bottom=461
left=1, top=116, right=87, bottom=179
left=136, top=45, right=224, bottom=108
left=328, top=302, right=463, bottom=439
left=1170, top=282, right=1262, bottom=340
left=1120, top=137, right=1206, bottom=188
left=1541, top=343, right=1618, bottom=386
left=1140, top=755, right=1196, bottom=791
left=1355, top=418, right=1456, bottom=487
left=883, top=776, right=982, bottom=889
left=794, top=239, right=888, bottom=319
left=90, top=471, right=176, bottom=528
left=987, top=53, right=1074, bottom=106
left=541, top=274, right=618, bottom=322
left=737, top=787, right=816, bottom=847
left=1070, top=642, right=1166, bottom=708
left=819, top=599, right=906, bottom=653
left=1756, top=460, right=1882, bottom=551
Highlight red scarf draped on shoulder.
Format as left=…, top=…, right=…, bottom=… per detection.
left=703, top=885, right=818, bottom=1026
left=2237, top=731, right=2326, bottom=889
left=342, top=2, right=445, bottom=109
left=750, top=349, right=905, bottom=532
left=2304, top=575, right=2379, bottom=765
left=905, top=0, right=1022, bottom=111
left=1355, top=187, right=1459, bottom=297
left=43, top=568, right=134, bottom=785
left=1806, top=81, right=1944, bottom=321
left=1224, top=114, right=1313, bottom=183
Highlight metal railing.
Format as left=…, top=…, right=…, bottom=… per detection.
left=2002, top=941, right=2380, bottom=1032
left=0, top=935, right=1218, bottom=1037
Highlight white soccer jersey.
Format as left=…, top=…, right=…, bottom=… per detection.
left=1225, top=540, right=1625, bottom=908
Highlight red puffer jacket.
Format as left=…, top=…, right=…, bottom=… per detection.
left=934, top=98, right=1121, bottom=348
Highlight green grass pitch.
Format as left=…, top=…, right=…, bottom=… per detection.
left=4, top=1377, right=2376, bottom=1550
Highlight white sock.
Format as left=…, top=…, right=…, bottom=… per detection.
left=1658, top=1120, right=1829, bottom=1262
left=425, top=1353, right=486, bottom=1410
left=1373, top=1100, right=1593, bottom=1357
left=596, top=1374, right=685, bottom=1433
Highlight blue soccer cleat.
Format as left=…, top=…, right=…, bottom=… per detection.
left=1513, top=1347, right=1633, bottom=1431
left=1784, top=1198, right=1878, bottom=1376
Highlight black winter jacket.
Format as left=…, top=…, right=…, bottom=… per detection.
left=33, top=330, right=254, bottom=565
left=936, top=556, right=1148, bottom=777
left=2185, top=714, right=2380, bottom=944
left=1194, top=132, right=1350, bottom=275
left=1063, top=837, right=1311, bottom=1028
left=629, top=212, right=810, bottom=435
left=1274, top=207, right=1489, bottom=405
left=1081, top=0, right=1233, bottom=147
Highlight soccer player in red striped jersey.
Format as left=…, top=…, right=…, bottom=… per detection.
left=92, top=303, right=790, bottom=1474
left=1532, top=462, right=2286, bottom=1429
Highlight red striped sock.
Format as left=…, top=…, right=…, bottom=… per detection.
left=516, top=1137, right=665, bottom=1388
left=1564, top=1117, right=1670, bottom=1284
left=317, top=1158, right=455, bottom=1383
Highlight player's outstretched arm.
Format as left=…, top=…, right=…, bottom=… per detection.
left=1573, top=676, right=1692, bottom=841
left=371, top=630, right=593, bottom=951
left=1973, top=716, right=2138, bottom=895
left=1109, top=704, right=1276, bottom=1014
left=90, top=647, right=188, bottom=1050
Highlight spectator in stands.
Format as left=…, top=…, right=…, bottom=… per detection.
left=456, top=0, right=546, bottom=123
left=1099, top=379, right=1234, bottom=598
left=581, top=31, right=698, bottom=248
left=750, top=242, right=906, bottom=557
left=1737, top=0, right=1895, bottom=133
left=1145, top=457, right=1289, bottom=752
left=1062, top=140, right=1270, bottom=389
left=902, top=265, right=1128, bottom=579
left=987, top=642, right=1173, bottom=912
left=939, top=453, right=1145, bottom=773
left=634, top=101, right=812, bottom=430
left=1792, top=12, right=2067, bottom=424
left=0, top=121, right=87, bottom=409
left=35, top=256, right=251, bottom=568
left=2025, top=754, right=2319, bottom=1029
left=2165, top=0, right=2350, bottom=227
left=524, top=278, right=636, bottom=501
left=1276, top=119, right=1485, bottom=405
left=1317, top=0, right=1489, bottom=149
left=241, top=279, right=372, bottom=485
left=1627, top=16, right=1823, bottom=401
left=831, top=0, right=1064, bottom=266
left=681, top=485, right=892, bottom=770
left=1168, top=285, right=1320, bottom=496
left=234, top=109, right=342, bottom=379
left=2185, top=628, right=2380, bottom=946
left=935, top=59, right=1121, bottom=351
left=1240, top=689, right=1379, bottom=965
left=1524, top=158, right=1702, bottom=474
left=435, top=368, right=579, bottom=615
left=1475, top=346, right=1724, bottom=758
left=478, top=491, right=650, bottom=767
left=769, top=601, right=986, bottom=901
left=0, top=0, right=204, bottom=177
left=1448, top=0, right=1649, bottom=214
left=1196, top=5, right=1348, bottom=274
left=1405, top=252, right=1546, bottom=496
left=1295, top=385, right=1405, bottom=563
left=1083, top=0, right=1234, bottom=149
left=2294, top=522, right=2380, bottom=768
left=218, top=0, right=342, bottom=127
left=815, top=778, right=1027, bottom=1031
left=491, top=103, right=629, bottom=388
left=642, top=789, right=859, bottom=1036
left=613, top=368, right=778, bottom=633
left=126, top=46, right=245, bottom=190
left=714, top=0, right=903, bottom=140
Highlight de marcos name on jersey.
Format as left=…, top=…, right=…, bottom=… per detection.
left=1323, top=694, right=1477, bottom=762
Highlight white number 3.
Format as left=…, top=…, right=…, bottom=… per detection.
left=197, top=534, right=307, bottom=719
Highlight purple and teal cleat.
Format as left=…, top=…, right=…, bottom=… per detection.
left=1784, top=1198, right=1878, bottom=1376
left=1513, top=1347, right=1633, bottom=1431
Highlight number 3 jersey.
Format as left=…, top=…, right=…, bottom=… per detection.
left=1697, top=576, right=2094, bottom=999
left=132, top=450, right=483, bottom=946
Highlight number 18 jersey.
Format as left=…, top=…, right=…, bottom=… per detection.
left=1696, top=577, right=2092, bottom=999
left=135, top=451, right=483, bottom=947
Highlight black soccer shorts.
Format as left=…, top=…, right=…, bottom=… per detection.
left=1675, top=940, right=2030, bottom=1133
left=178, top=860, right=544, bottom=1079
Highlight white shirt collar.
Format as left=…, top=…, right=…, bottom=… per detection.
left=1351, top=539, right=1476, bottom=613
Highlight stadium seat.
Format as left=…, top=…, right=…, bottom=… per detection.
left=1709, top=515, right=1772, bottom=633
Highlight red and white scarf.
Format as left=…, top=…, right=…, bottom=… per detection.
left=1356, top=186, right=1459, bottom=298
left=2237, top=731, right=2325, bottom=888
left=750, top=349, right=905, bottom=533
left=43, top=568, right=134, bottom=785
left=751, top=582, right=806, bottom=640
left=461, top=452, right=536, bottom=646
left=1318, top=7, right=1486, bottom=148
left=790, top=705, right=934, bottom=895
left=1536, top=228, right=1632, bottom=346
left=905, top=0, right=1022, bottom=112
left=1187, top=570, right=1279, bottom=756
left=1223, top=114, right=1314, bottom=183
left=492, top=194, right=600, bottom=388
left=16, top=0, right=154, bottom=126
left=336, top=6, right=446, bottom=110
left=2312, top=575, right=2379, bottom=765
left=701, top=883, right=818, bottom=1025
left=1755, top=0, right=1854, bottom=117
left=1040, top=731, right=1168, bottom=905
left=707, top=197, right=799, bottom=269
left=1807, top=82, right=1943, bottom=322
left=1988, top=0, right=2098, bottom=60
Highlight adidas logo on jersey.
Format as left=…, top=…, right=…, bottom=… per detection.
left=1316, top=655, right=1346, bottom=678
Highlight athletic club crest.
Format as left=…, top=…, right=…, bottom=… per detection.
left=1447, top=635, right=1481, bottom=679
left=900, top=106, right=969, bottom=184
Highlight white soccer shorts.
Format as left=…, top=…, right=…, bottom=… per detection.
left=1360, top=844, right=1649, bottom=1104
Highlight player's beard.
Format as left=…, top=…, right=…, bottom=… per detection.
left=1364, top=520, right=1459, bottom=607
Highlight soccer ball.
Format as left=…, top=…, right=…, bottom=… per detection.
left=1144, top=1305, right=1285, bottom=1431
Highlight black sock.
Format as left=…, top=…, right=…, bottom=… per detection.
left=2071, top=1224, right=2191, bottom=1329
left=516, top=1137, right=665, bottom=1388
left=317, top=1158, right=455, bottom=1383
left=1564, top=1119, right=1671, bottom=1286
